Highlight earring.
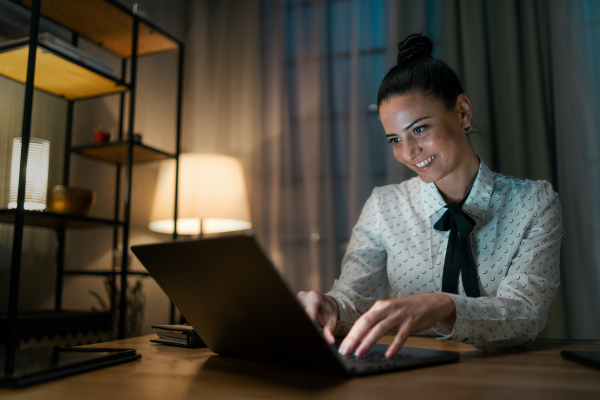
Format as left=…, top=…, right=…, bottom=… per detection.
left=464, top=124, right=472, bottom=134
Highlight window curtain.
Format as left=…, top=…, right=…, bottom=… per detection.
left=182, top=0, right=599, bottom=339
left=549, top=0, right=600, bottom=340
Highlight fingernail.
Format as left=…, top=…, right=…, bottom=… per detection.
left=338, top=345, right=349, bottom=355
left=354, top=347, right=365, bottom=357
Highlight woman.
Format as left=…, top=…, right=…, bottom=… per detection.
left=297, top=34, right=563, bottom=359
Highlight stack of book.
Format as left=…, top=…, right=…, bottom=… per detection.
left=38, top=33, right=117, bottom=78
left=150, top=324, right=205, bottom=348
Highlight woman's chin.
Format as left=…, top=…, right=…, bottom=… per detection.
left=416, top=170, right=437, bottom=183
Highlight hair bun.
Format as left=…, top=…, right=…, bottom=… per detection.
left=397, top=34, right=433, bottom=64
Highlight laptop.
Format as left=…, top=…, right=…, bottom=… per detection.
left=131, top=231, right=459, bottom=376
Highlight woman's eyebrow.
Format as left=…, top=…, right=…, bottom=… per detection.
left=405, top=116, right=431, bottom=131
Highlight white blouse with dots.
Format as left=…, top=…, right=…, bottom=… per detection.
left=326, top=160, right=563, bottom=348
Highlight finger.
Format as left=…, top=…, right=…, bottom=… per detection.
left=338, top=312, right=384, bottom=356
left=354, top=317, right=398, bottom=357
left=385, top=323, right=411, bottom=358
left=323, top=325, right=336, bottom=344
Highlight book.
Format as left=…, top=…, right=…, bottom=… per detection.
left=2, top=33, right=118, bottom=78
left=150, top=324, right=205, bottom=348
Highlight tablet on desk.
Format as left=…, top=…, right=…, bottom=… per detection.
left=561, top=350, right=600, bottom=370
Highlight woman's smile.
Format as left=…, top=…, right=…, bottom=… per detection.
left=415, top=154, right=437, bottom=169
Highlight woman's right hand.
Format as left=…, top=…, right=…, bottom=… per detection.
left=296, top=290, right=339, bottom=344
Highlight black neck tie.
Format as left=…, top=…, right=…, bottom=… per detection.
left=433, top=200, right=480, bottom=297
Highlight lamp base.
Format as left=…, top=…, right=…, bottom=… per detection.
left=0, top=346, right=140, bottom=388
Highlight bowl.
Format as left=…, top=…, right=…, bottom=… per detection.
left=47, top=185, right=96, bottom=216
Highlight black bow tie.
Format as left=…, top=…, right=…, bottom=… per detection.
left=434, top=203, right=480, bottom=297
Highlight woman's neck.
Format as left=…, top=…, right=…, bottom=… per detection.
left=436, top=154, right=480, bottom=204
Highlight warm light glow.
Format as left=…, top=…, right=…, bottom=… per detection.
left=9, top=137, right=50, bottom=210
left=149, top=153, right=252, bottom=235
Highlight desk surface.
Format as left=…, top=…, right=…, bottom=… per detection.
left=1, top=335, right=599, bottom=399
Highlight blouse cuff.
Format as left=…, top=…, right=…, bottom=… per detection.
left=432, top=293, right=470, bottom=342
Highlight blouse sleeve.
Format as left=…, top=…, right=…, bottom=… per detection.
left=437, top=180, right=563, bottom=348
left=326, top=188, right=388, bottom=334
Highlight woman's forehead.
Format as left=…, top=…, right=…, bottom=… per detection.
left=380, top=93, right=445, bottom=125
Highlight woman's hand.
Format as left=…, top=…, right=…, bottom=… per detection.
left=338, top=293, right=456, bottom=358
left=297, top=290, right=339, bottom=344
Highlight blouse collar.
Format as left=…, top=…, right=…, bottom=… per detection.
left=420, top=159, right=494, bottom=222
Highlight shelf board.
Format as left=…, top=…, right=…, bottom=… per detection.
left=18, top=0, right=180, bottom=57
left=0, top=310, right=112, bottom=343
left=72, top=141, right=176, bottom=164
left=0, top=209, right=122, bottom=229
left=0, top=43, right=128, bottom=100
left=64, top=270, right=150, bottom=276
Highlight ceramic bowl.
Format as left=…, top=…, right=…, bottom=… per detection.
left=47, top=185, right=96, bottom=216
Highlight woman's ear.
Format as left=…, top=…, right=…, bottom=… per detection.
left=456, top=93, right=472, bottom=128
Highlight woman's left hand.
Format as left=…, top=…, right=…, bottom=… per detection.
left=338, top=293, right=456, bottom=358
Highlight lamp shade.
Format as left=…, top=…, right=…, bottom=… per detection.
left=8, top=137, right=50, bottom=210
left=149, top=153, right=252, bottom=235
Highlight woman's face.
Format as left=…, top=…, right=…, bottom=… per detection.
left=379, top=91, right=474, bottom=188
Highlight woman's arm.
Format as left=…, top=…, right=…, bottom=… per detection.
left=325, top=188, right=389, bottom=332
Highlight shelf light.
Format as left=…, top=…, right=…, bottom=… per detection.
left=9, top=137, right=50, bottom=211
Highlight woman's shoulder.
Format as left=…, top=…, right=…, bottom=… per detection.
left=490, top=170, right=559, bottom=205
left=371, top=176, right=422, bottom=198
left=362, top=177, right=426, bottom=216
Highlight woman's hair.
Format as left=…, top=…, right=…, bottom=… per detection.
left=377, top=34, right=464, bottom=110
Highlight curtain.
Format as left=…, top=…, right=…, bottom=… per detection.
left=260, top=0, right=398, bottom=292
left=182, top=0, right=599, bottom=339
left=550, top=0, right=600, bottom=339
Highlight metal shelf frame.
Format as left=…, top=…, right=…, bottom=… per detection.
left=2, top=0, right=184, bottom=380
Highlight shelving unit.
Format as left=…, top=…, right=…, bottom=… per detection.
left=0, top=0, right=183, bottom=386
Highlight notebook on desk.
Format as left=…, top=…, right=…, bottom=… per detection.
left=131, top=231, right=459, bottom=376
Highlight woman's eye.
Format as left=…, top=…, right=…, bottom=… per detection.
left=387, top=137, right=402, bottom=146
left=414, top=126, right=426, bottom=135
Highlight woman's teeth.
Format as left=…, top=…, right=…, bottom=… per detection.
left=416, top=154, right=437, bottom=168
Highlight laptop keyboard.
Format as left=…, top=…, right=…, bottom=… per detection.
left=340, top=348, right=410, bottom=366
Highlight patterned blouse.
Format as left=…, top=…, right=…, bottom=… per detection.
left=326, top=160, right=563, bottom=348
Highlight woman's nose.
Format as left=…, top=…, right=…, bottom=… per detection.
left=403, top=140, right=421, bottom=162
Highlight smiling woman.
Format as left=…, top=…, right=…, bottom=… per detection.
left=297, top=33, right=564, bottom=359
left=380, top=92, right=479, bottom=203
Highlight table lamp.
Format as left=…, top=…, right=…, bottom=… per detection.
left=149, top=153, right=252, bottom=235
left=8, top=137, right=50, bottom=210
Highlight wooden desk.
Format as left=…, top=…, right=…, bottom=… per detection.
left=1, top=335, right=599, bottom=399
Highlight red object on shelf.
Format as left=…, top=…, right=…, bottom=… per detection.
left=93, top=129, right=110, bottom=143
